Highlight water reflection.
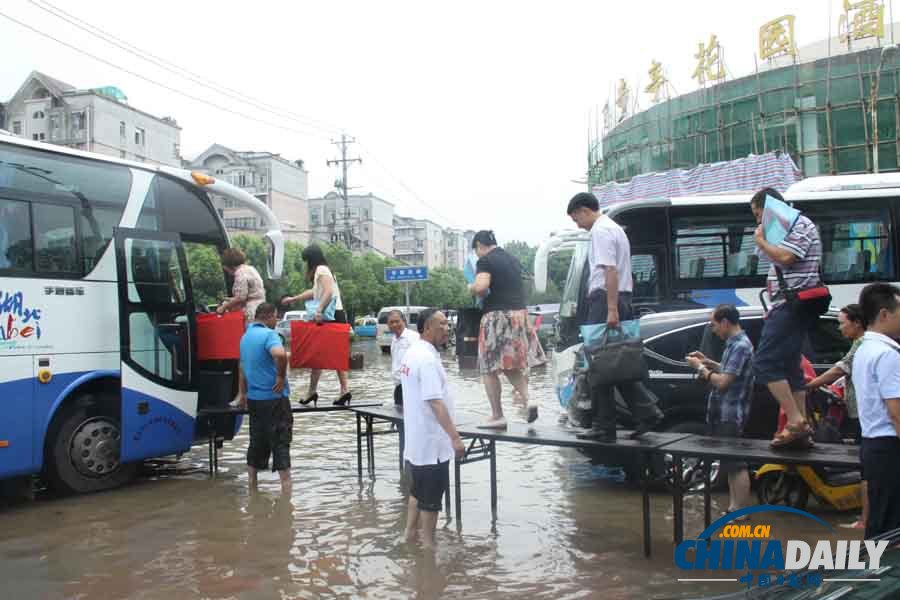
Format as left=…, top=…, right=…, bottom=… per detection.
left=0, top=340, right=863, bottom=599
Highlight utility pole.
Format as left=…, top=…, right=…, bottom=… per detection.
left=326, top=134, right=362, bottom=249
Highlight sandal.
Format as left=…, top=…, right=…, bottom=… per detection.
left=770, top=421, right=813, bottom=449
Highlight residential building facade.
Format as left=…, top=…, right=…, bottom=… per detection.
left=2, top=71, right=181, bottom=167
left=308, top=192, right=395, bottom=257
left=393, top=215, right=445, bottom=270
left=189, top=144, right=309, bottom=243
left=443, top=228, right=468, bottom=270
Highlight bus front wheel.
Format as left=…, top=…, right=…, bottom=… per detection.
left=45, top=400, right=137, bottom=495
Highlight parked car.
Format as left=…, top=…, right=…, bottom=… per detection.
left=376, top=305, right=430, bottom=353
left=555, top=306, right=849, bottom=474
left=275, top=310, right=308, bottom=344
left=354, top=316, right=378, bottom=338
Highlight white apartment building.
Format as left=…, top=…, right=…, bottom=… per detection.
left=308, top=192, right=395, bottom=257
left=3, top=71, right=181, bottom=167
left=189, top=144, right=309, bottom=243
left=393, top=215, right=445, bottom=270
left=443, top=228, right=469, bottom=270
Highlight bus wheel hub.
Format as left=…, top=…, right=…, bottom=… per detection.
left=70, top=417, right=121, bottom=477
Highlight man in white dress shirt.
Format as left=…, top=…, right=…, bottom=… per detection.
left=852, top=283, right=900, bottom=538
left=401, top=309, right=465, bottom=550
left=388, top=310, right=419, bottom=407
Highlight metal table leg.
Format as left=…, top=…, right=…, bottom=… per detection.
left=489, top=440, right=497, bottom=521
left=642, top=453, right=651, bottom=558
left=703, top=460, right=712, bottom=529
left=673, top=456, right=684, bottom=545
left=207, top=415, right=215, bottom=477
left=455, top=457, right=462, bottom=528
left=366, top=415, right=375, bottom=479
left=398, top=423, right=405, bottom=472
left=356, top=412, right=363, bottom=481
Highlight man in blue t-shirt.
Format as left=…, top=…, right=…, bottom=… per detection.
left=239, top=302, right=292, bottom=494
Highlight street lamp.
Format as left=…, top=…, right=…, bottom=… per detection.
left=871, top=44, right=898, bottom=174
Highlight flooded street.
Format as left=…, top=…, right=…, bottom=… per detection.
left=0, top=341, right=861, bottom=600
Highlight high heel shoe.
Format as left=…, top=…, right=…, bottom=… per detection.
left=300, top=393, right=318, bottom=407
left=333, top=392, right=352, bottom=406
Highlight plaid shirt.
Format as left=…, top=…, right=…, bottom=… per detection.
left=707, top=331, right=754, bottom=428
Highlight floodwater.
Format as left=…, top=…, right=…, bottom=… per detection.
left=0, top=340, right=862, bottom=599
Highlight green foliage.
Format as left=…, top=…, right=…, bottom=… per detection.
left=505, top=240, right=537, bottom=274
left=410, top=267, right=472, bottom=308
left=184, top=235, right=486, bottom=320
left=184, top=242, right=227, bottom=307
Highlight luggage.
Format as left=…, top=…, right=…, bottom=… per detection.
left=196, top=311, right=244, bottom=360
left=289, top=321, right=351, bottom=370
left=585, top=327, right=647, bottom=387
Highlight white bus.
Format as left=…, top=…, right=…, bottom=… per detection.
left=0, top=134, right=284, bottom=494
left=535, top=173, right=900, bottom=349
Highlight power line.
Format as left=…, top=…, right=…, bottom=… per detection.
left=326, top=134, right=362, bottom=249
left=0, top=9, right=334, bottom=142
left=26, top=0, right=343, bottom=137
left=2, top=6, right=460, bottom=233
left=357, top=141, right=458, bottom=228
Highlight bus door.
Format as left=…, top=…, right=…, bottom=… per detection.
left=114, top=228, right=198, bottom=462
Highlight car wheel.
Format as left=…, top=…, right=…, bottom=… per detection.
left=45, top=397, right=137, bottom=495
left=659, top=421, right=722, bottom=493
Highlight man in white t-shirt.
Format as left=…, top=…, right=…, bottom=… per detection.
left=852, top=283, right=900, bottom=538
left=400, top=309, right=465, bottom=550
left=567, top=192, right=662, bottom=442
left=388, top=310, right=419, bottom=407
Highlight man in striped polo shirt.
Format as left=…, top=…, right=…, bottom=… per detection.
left=751, top=187, right=823, bottom=448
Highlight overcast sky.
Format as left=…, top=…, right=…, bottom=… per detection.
left=0, top=1, right=857, bottom=244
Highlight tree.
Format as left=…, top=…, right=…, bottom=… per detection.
left=412, top=267, right=472, bottom=308
left=184, top=242, right=227, bottom=307
left=505, top=240, right=537, bottom=274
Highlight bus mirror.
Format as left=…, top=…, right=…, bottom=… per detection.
left=264, top=231, right=284, bottom=279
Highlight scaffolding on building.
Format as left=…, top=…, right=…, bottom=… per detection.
left=590, top=45, right=900, bottom=186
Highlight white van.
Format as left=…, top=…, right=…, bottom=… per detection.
left=376, top=305, right=430, bottom=353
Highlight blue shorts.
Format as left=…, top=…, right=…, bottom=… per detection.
left=752, top=303, right=816, bottom=391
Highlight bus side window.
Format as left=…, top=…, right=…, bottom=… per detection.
left=0, top=142, right=131, bottom=275
left=33, top=203, right=79, bottom=274
left=799, top=202, right=893, bottom=283
left=0, top=198, right=33, bottom=271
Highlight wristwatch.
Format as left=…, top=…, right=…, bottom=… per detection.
left=698, top=366, right=710, bottom=381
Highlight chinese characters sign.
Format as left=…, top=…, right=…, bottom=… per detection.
left=692, top=34, right=725, bottom=85
left=759, top=15, right=797, bottom=60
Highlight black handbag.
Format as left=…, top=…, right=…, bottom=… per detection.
left=586, top=328, right=648, bottom=387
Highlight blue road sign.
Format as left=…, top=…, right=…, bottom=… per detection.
left=385, top=266, right=429, bottom=283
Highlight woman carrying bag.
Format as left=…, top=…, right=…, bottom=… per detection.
left=468, top=230, right=546, bottom=428
left=217, top=248, right=266, bottom=324
left=282, top=245, right=352, bottom=406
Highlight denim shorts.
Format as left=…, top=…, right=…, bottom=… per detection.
left=752, top=303, right=816, bottom=391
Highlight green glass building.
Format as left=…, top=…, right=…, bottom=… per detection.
left=591, top=44, right=900, bottom=186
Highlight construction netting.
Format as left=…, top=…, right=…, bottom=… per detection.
left=592, top=46, right=899, bottom=185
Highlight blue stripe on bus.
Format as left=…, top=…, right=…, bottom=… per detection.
left=120, top=387, right=195, bottom=463
left=1, top=376, right=35, bottom=478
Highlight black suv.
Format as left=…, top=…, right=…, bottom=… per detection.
left=570, top=306, right=849, bottom=469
